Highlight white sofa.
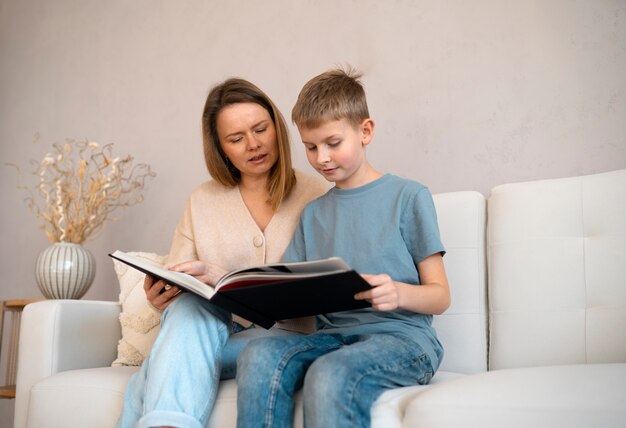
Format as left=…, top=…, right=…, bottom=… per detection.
left=14, top=169, right=626, bottom=428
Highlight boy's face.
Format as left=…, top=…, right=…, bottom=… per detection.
left=298, top=118, right=374, bottom=189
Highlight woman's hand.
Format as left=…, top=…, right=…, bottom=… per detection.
left=143, top=261, right=229, bottom=312
left=143, top=274, right=182, bottom=312
left=169, top=260, right=229, bottom=287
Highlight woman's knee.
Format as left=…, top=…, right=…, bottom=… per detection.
left=164, top=293, right=229, bottom=325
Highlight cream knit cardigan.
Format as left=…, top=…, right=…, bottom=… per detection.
left=167, top=169, right=330, bottom=330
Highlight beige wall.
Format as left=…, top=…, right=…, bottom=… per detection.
left=0, top=1, right=624, bottom=421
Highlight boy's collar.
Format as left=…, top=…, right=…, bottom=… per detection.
left=331, top=173, right=391, bottom=195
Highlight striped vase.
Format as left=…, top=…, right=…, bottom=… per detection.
left=35, top=242, right=96, bottom=299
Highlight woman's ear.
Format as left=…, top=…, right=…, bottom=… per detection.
left=360, top=118, right=375, bottom=147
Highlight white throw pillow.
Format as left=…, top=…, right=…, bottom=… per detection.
left=111, top=252, right=166, bottom=367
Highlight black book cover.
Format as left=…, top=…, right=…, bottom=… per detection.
left=217, top=270, right=372, bottom=328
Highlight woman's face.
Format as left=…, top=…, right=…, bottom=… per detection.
left=216, top=102, right=278, bottom=181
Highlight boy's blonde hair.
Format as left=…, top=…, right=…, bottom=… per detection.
left=292, top=66, right=369, bottom=129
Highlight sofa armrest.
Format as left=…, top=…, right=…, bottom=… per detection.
left=15, top=300, right=121, bottom=428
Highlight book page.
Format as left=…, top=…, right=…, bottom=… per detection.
left=216, top=269, right=347, bottom=290
left=217, top=257, right=350, bottom=286
left=109, top=251, right=216, bottom=300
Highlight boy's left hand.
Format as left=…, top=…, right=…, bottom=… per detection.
left=355, top=273, right=400, bottom=311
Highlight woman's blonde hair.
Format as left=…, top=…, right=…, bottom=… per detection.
left=202, top=78, right=295, bottom=210
left=292, top=66, right=369, bottom=129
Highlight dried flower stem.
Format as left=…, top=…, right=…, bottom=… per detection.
left=9, top=137, right=155, bottom=244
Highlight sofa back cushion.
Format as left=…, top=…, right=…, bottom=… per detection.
left=111, top=252, right=165, bottom=366
left=432, top=191, right=488, bottom=374
left=487, top=169, right=626, bottom=369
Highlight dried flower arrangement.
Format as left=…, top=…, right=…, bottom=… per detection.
left=11, top=137, right=156, bottom=244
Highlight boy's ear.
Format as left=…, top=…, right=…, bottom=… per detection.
left=360, top=118, right=375, bottom=146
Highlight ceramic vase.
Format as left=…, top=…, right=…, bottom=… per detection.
left=35, top=242, right=96, bottom=299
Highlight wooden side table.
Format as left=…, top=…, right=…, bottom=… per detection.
left=0, top=299, right=42, bottom=399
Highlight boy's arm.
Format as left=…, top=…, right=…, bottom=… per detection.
left=281, top=215, right=307, bottom=263
left=355, top=253, right=450, bottom=315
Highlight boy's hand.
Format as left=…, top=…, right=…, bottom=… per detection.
left=353, top=255, right=450, bottom=315
left=354, top=273, right=400, bottom=311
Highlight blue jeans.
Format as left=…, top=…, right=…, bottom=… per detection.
left=116, top=293, right=296, bottom=428
left=236, top=332, right=437, bottom=428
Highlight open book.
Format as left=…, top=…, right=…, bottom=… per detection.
left=109, top=250, right=372, bottom=329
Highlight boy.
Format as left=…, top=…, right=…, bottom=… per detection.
left=236, top=67, right=450, bottom=428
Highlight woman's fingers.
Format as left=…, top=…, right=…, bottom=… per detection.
left=143, top=274, right=183, bottom=311
left=150, top=285, right=183, bottom=311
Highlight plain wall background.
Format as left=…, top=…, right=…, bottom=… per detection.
left=0, top=0, right=625, bottom=425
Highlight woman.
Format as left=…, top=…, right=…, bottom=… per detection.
left=116, top=78, right=329, bottom=428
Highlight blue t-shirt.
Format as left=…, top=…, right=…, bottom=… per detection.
left=283, top=174, right=446, bottom=366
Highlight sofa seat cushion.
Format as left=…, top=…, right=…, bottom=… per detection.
left=404, top=363, right=626, bottom=428
left=371, top=371, right=465, bottom=428
left=24, top=367, right=240, bottom=428
left=27, top=366, right=136, bottom=428
left=25, top=366, right=466, bottom=428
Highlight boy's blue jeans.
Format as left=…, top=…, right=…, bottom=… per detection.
left=236, top=331, right=437, bottom=428
left=116, top=293, right=295, bottom=428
